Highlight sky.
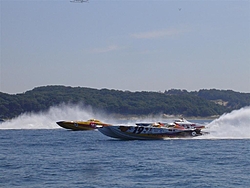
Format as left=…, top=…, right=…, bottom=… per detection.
left=1, top=0, right=250, bottom=94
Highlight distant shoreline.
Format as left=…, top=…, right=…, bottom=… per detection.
left=110, top=113, right=219, bottom=121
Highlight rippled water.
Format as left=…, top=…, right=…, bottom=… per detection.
left=1, top=106, right=250, bottom=187
left=1, top=129, right=249, bottom=188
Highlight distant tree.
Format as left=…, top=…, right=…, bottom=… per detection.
left=0, top=86, right=249, bottom=119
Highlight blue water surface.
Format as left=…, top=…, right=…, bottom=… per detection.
left=0, top=129, right=249, bottom=188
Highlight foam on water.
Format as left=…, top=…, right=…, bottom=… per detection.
left=202, top=106, right=250, bottom=139
left=1, top=104, right=250, bottom=139
left=0, top=103, right=109, bottom=129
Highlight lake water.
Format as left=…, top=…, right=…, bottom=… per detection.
left=1, top=106, right=250, bottom=187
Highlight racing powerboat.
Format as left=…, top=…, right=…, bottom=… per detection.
left=98, top=118, right=207, bottom=140
left=56, top=119, right=110, bottom=131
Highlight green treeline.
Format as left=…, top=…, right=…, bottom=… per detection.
left=0, top=85, right=250, bottom=119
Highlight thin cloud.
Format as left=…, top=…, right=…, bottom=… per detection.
left=131, top=27, right=189, bottom=39
left=90, top=45, right=120, bottom=54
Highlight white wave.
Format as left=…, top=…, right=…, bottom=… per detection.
left=1, top=104, right=250, bottom=140
left=203, top=106, right=250, bottom=139
left=0, top=104, right=107, bottom=129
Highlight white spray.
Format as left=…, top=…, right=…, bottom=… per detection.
left=1, top=105, right=250, bottom=139
left=0, top=103, right=108, bottom=129
left=203, top=106, right=250, bottom=139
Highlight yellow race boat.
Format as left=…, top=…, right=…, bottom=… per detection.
left=56, top=119, right=110, bottom=131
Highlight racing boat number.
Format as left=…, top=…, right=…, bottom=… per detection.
left=133, top=127, right=144, bottom=134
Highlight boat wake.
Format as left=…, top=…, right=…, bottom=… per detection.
left=200, top=106, right=250, bottom=139
left=0, top=104, right=108, bottom=129
left=1, top=104, right=250, bottom=139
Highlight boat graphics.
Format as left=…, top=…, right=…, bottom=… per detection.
left=56, top=119, right=110, bottom=131
left=98, top=118, right=207, bottom=140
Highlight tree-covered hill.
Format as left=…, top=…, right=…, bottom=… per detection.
left=164, top=89, right=250, bottom=109
left=0, top=85, right=249, bottom=119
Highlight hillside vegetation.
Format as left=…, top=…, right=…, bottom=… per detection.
left=0, top=85, right=249, bottom=119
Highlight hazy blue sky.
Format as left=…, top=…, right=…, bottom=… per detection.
left=1, top=0, right=250, bottom=94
